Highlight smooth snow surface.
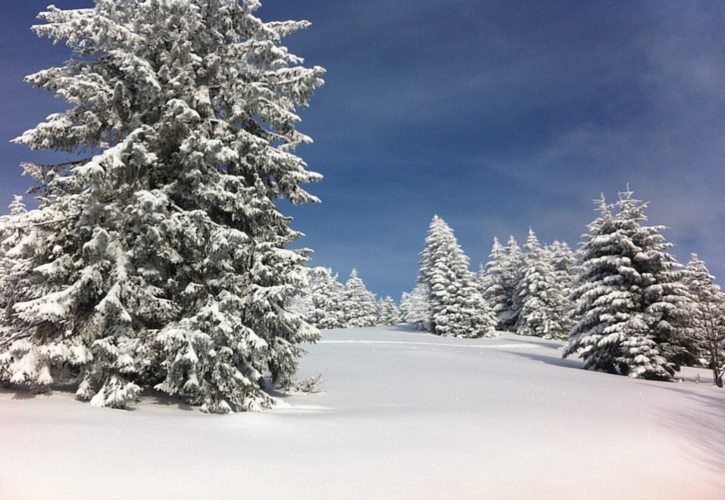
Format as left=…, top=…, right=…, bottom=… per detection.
left=2, top=326, right=724, bottom=499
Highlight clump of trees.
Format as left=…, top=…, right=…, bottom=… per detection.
left=291, top=267, right=401, bottom=330
left=399, top=189, right=724, bottom=387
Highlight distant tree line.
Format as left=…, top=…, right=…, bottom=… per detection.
left=290, top=267, right=401, bottom=330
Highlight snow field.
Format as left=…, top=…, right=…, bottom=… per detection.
left=1, top=325, right=724, bottom=499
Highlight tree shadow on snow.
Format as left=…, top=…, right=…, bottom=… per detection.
left=144, top=390, right=195, bottom=411
left=2, top=383, right=199, bottom=412
left=501, top=349, right=583, bottom=370
left=386, top=323, right=422, bottom=333
left=1, top=385, right=39, bottom=400
left=651, top=385, right=725, bottom=477
left=502, top=337, right=565, bottom=350
left=2, top=383, right=75, bottom=401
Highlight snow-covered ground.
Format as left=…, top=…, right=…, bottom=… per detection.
left=2, top=326, right=723, bottom=499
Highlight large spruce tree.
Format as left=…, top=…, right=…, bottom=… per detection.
left=615, top=190, right=697, bottom=375
left=565, top=190, right=695, bottom=379
left=0, top=0, right=325, bottom=413
left=565, top=195, right=659, bottom=376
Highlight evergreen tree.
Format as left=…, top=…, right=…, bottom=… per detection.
left=0, top=197, right=29, bottom=292
left=617, top=191, right=698, bottom=371
left=6, top=196, right=26, bottom=218
left=306, top=267, right=345, bottom=330
left=342, top=269, right=378, bottom=327
left=479, top=237, right=511, bottom=330
left=547, top=240, right=577, bottom=297
left=375, top=297, right=385, bottom=324
left=378, top=296, right=401, bottom=326
left=684, top=255, right=725, bottom=388
left=0, top=197, right=31, bottom=344
left=0, top=0, right=325, bottom=413
left=565, top=190, right=690, bottom=380
left=515, top=229, right=570, bottom=339
left=287, top=267, right=314, bottom=320
left=548, top=240, right=577, bottom=335
left=417, top=216, right=496, bottom=338
left=399, top=291, right=411, bottom=322
left=502, top=236, right=525, bottom=331
left=400, top=284, right=431, bottom=330
left=565, top=195, right=657, bottom=376
left=418, top=216, right=448, bottom=293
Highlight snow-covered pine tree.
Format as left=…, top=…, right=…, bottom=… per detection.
left=400, top=283, right=431, bottom=330
left=378, top=296, right=401, bottom=326
left=566, top=196, right=632, bottom=373
left=501, top=235, right=525, bottom=331
left=418, top=216, right=448, bottom=293
left=387, top=297, right=402, bottom=325
left=417, top=216, right=455, bottom=332
left=616, top=191, right=698, bottom=372
left=479, top=237, right=510, bottom=330
left=418, top=216, right=496, bottom=338
left=375, top=297, right=385, bottom=324
left=564, top=190, right=687, bottom=380
left=0, top=0, right=325, bottom=413
left=514, top=229, right=570, bottom=339
left=287, top=267, right=314, bottom=321
left=547, top=240, right=577, bottom=297
left=399, top=291, right=411, bottom=322
left=306, top=267, right=345, bottom=329
left=684, top=255, right=725, bottom=388
left=5, top=196, right=26, bottom=218
left=564, top=195, right=654, bottom=376
left=0, top=197, right=31, bottom=347
left=547, top=240, right=576, bottom=335
left=342, top=269, right=378, bottom=327
left=0, top=197, right=29, bottom=297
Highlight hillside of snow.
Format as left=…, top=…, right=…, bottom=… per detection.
left=2, top=325, right=724, bottom=499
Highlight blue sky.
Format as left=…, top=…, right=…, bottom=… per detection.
left=1, top=1, right=724, bottom=299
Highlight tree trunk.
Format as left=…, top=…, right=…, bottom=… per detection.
left=709, top=339, right=723, bottom=388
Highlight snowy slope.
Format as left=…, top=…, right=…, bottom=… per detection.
left=1, top=326, right=723, bottom=500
